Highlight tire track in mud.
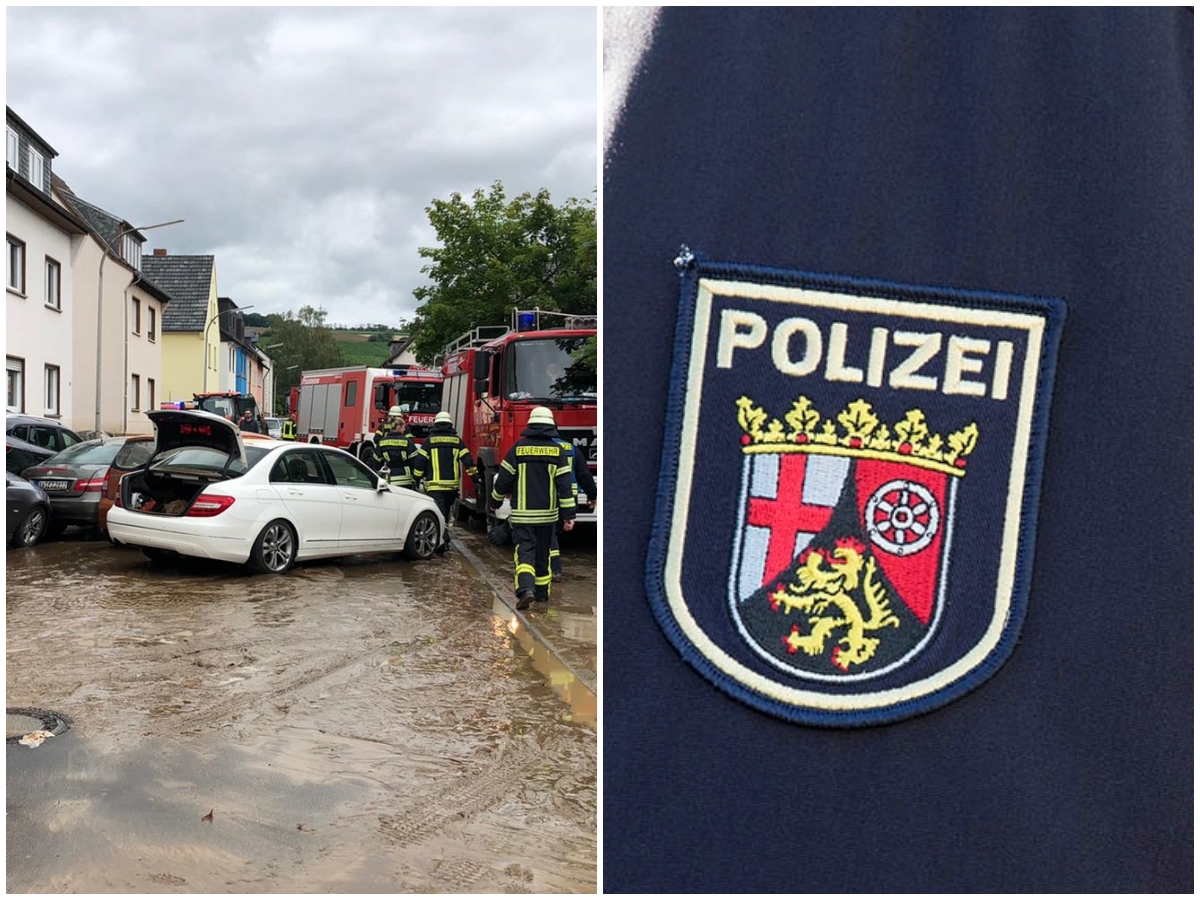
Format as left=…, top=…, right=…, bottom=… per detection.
left=141, top=620, right=478, bottom=739
left=377, top=735, right=551, bottom=851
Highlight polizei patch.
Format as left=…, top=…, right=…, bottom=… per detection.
left=647, top=256, right=1065, bottom=726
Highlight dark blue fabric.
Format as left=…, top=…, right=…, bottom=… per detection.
left=603, top=8, right=1192, bottom=893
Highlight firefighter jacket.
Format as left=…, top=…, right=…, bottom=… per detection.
left=491, top=424, right=576, bottom=526
left=554, top=438, right=597, bottom=506
left=413, top=423, right=476, bottom=493
left=375, top=427, right=418, bottom=486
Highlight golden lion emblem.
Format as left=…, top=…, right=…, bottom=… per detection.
left=770, top=537, right=900, bottom=671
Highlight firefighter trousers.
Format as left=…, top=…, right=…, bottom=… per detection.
left=512, top=523, right=554, bottom=601
left=428, top=490, right=455, bottom=550
left=550, top=525, right=562, bottom=576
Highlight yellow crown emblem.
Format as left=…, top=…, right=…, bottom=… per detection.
left=736, top=395, right=979, bottom=477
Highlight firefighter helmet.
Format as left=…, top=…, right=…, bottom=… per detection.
left=388, top=405, right=406, bottom=419
left=434, top=412, right=452, bottom=425
left=527, top=406, right=556, bottom=427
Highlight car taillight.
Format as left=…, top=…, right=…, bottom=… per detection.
left=76, top=470, right=109, bottom=492
left=185, top=493, right=236, bottom=517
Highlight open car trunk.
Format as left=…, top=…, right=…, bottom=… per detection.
left=118, top=410, right=252, bottom=516
left=120, top=469, right=221, bottom=517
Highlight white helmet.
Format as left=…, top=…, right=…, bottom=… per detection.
left=434, top=411, right=452, bottom=425
left=388, top=405, right=405, bottom=418
left=527, top=406, right=556, bottom=427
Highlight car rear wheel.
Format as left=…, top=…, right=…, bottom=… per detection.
left=249, top=519, right=297, bottom=574
left=403, top=511, right=441, bottom=560
left=10, top=505, right=48, bottom=548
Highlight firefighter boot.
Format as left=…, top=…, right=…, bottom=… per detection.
left=516, top=590, right=535, bottom=611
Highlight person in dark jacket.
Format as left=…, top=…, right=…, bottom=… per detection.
left=413, top=411, right=476, bottom=553
left=550, top=435, right=597, bottom=579
left=491, top=406, right=576, bottom=609
left=373, top=406, right=418, bottom=488
left=238, top=410, right=258, bottom=433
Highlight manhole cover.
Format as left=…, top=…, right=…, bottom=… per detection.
left=6, top=707, right=72, bottom=743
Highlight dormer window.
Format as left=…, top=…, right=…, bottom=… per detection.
left=121, top=232, right=142, bottom=271
left=6, top=127, right=16, bottom=170
left=27, top=148, right=44, bottom=190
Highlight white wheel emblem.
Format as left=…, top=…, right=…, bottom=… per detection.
left=865, top=479, right=940, bottom=556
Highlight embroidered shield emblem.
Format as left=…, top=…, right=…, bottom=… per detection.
left=647, top=255, right=1065, bottom=726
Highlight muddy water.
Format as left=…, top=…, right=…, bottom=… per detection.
left=6, top=536, right=596, bottom=893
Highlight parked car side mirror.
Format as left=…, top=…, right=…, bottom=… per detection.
left=376, top=477, right=389, bottom=493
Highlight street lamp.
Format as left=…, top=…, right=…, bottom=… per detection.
left=202, top=305, right=254, bottom=393
left=96, top=218, right=184, bottom=434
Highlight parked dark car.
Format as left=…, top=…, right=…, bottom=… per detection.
left=7, top=472, right=51, bottom=548
left=5, top=413, right=82, bottom=473
left=21, top=437, right=147, bottom=537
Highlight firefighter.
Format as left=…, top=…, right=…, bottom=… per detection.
left=491, top=406, right=576, bottom=610
left=281, top=419, right=296, bottom=440
left=412, top=411, right=476, bottom=553
left=550, top=436, right=597, bottom=580
left=374, top=406, right=419, bottom=488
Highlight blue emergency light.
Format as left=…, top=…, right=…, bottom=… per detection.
left=517, top=311, right=538, bottom=332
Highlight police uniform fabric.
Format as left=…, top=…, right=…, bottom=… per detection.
left=602, top=8, right=1191, bottom=894
left=413, top=421, right=475, bottom=545
left=492, top=424, right=576, bottom=598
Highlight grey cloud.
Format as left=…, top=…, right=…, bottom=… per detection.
left=7, top=6, right=597, bottom=326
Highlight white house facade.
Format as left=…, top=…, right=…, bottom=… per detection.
left=55, top=182, right=174, bottom=435
left=6, top=108, right=87, bottom=422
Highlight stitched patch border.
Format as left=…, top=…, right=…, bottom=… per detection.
left=645, top=256, right=1066, bottom=727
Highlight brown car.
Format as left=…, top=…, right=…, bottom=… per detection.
left=98, top=436, right=156, bottom=533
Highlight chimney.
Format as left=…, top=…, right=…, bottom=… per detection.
left=153, top=248, right=168, bottom=257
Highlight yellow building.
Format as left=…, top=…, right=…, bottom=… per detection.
left=140, top=252, right=219, bottom=404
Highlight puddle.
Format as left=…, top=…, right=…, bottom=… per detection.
left=6, top=538, right=596, bottom=892
left=491, top=598, right=597, bottom=729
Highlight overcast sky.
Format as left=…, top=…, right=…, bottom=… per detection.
left=6, top=6, right=598, bottom=328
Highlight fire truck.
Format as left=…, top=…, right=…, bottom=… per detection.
left=291, top=365, right=444, bottom=457
left=441, top=309, right=597, bottom=527
left=160, top=391, right=259, bottom=421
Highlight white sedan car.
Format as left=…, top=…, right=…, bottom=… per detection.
left=107, top=409, right=443, bottom=574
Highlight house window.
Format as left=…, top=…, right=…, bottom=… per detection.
left=44, top=364, right=60, bottom=417
left=7, top=357, right=24, bottom=412
left=45, top=257, right=61, bottom=310
left=131, top=297, right=141, bottom=334
left=28, top=148, right=44, bottom=190
left=7, top=235, right=25, bottom=293
left=131, top=374, right=140, bottom=411
left=121, top=233, right=141, bottom=271
left=6, top=127, right=17, bottom=170
left=147, top=377, right=156, bottom=411
left=148, top=307, right=157, bottom=342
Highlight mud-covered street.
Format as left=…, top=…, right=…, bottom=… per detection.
left=6, top=524, right=596, bottom=893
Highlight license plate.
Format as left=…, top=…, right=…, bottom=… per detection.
left=39, top=479, right=71, bottom=492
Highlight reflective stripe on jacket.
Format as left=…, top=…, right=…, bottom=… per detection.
left=492, top=428, right=576, bottom=526
left=414, top=426, right=475, bottom=492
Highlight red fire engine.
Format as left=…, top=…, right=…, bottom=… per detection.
left=290, top=365, right=444, bottom=457
left=441, top=309, right=597, bottom=527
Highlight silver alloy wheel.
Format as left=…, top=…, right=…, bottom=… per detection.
left=19, top=507, right=47, bottom=546
left=261, top=522, right=296, bottom=572
left=410, top=513, right=440, bottom=558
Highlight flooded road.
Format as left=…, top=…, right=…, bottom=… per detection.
left=6, top=525, right=596, bottom=893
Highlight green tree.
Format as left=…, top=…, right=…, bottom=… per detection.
left=261, top=305, right=344, bottom=411
left=408, top=181, right=597, bottom=362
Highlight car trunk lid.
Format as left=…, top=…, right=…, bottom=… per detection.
left=148, top=410, right=247, bottom=469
